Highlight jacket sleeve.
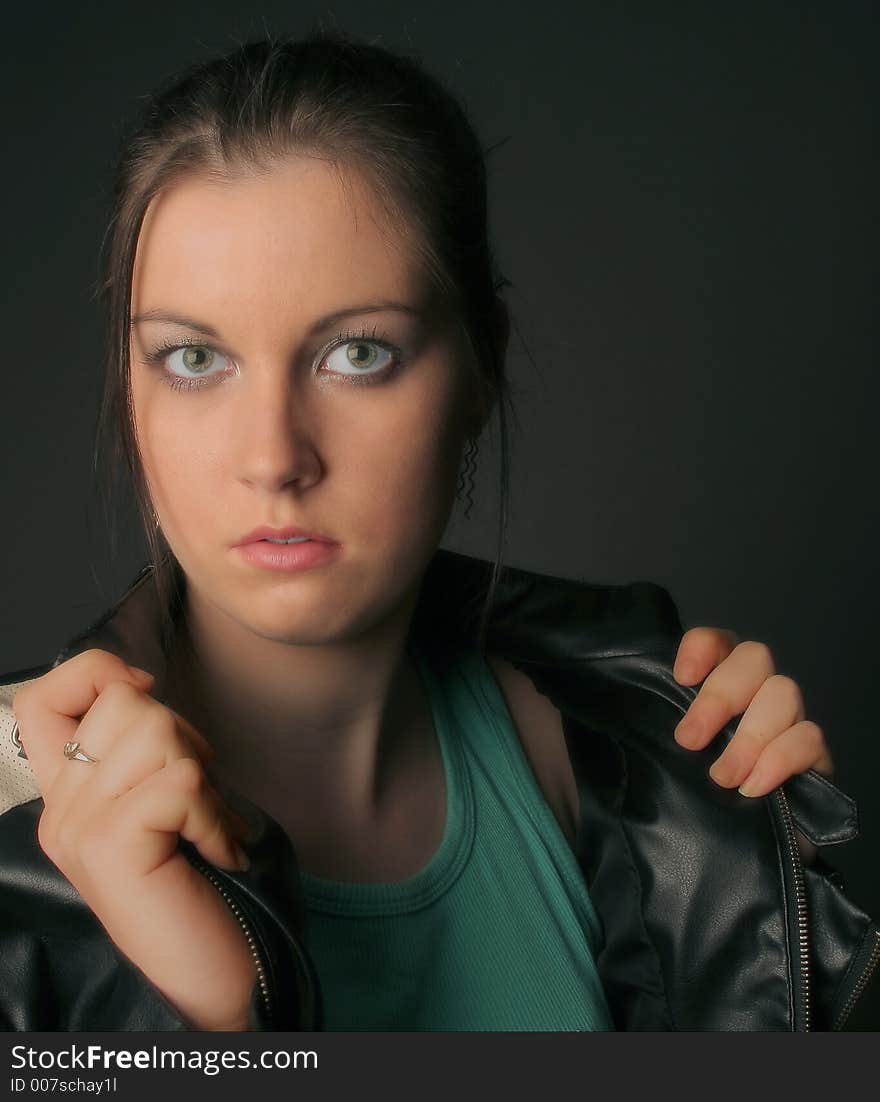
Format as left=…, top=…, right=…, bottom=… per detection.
left=0, top=797, right=199, bottom=1031
left=1, top=673, right=318, bottom=1032
left=0, top=798, right=307, bottom=1032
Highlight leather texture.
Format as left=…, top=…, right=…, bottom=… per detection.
left=1, top=547, right=878, bottom=1031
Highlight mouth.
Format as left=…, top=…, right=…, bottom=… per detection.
left=259, top=536, right=312, bottom=545
left=234, top=525, right=338, bottom=547
left=233, top=534, right=341, bottom=573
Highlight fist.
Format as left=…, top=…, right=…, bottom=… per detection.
left=12, top=649, right=257, bottom=1031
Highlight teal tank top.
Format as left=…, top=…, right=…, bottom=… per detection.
left=298, top=644, right=615, bottom=1031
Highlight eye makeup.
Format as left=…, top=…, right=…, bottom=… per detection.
left=138, top=322, right=408, bottom=392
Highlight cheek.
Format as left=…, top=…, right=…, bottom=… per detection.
left=132, top=382, right=221, bottom=525
left=336, top=381, right=464, bottom=541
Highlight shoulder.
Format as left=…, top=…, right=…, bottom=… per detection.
left=484, top=653, right=579, bottom=850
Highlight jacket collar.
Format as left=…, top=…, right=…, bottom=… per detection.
left=50, top=546, right=684, bottom=690
left=37, top=547, right=690, bottom=1031
left=28, top=546, right=872, bottom=1032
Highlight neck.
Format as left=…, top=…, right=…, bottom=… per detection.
left=162, top=576, right=431, bottom=823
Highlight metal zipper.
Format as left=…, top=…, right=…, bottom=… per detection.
left=834, top=928, right=880, bottom=1030
left=15, top=718, right=310, bottom=1029
left=185, top=849, right=274, bottom=1029
left=774, top=787, right=811, bottom=1030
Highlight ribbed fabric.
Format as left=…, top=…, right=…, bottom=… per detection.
left=298, top=644, right=615, bottom=1031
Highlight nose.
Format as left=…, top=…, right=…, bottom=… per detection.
left=232, top=370, right=322, bottom=495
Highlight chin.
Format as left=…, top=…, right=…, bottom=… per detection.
left=226, top=576, right=382, bottom=644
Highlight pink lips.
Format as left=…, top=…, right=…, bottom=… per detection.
left=234, top=536, right=341, bottom=573
left=233, top=524, right=337, bottom=547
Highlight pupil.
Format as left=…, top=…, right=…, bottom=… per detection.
left=182, top=347, right=213, bottom=373
left=347, top=342, right=375, bottom=369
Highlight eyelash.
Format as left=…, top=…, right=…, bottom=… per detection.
left=140, top=323, right=404, bottom=393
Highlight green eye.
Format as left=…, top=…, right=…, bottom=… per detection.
left=324, top=338, right=395, bottom=378
left=346, top=341, right=378, bottom=370
left=144, top=339, right=233, bottom=391
left=145, top=327, right=405, bottom=393
left=180, top=346, right=216, bottom=373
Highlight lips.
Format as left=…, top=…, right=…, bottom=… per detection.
left=233, top=524, right=337, bottom=547
left=235, top=536, right=340, bottom=573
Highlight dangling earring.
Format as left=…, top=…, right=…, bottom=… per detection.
left=456, top=435, right=479, bottom=520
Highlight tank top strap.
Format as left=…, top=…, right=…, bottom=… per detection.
left=419, top=643, right=605, bottom=951
left=430, top=646, right=559, bottom=819
left=300, top=640, right=615, bottom=1030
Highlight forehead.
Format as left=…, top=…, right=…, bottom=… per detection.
left=131, top=157, right=428, bottom=316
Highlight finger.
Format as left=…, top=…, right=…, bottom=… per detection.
left=41, top=689, right=220, bottom=842
left=99, top=757, right=249, bottom=876
left=152, top=757, right=250, bottom=871
left=69, top=681, right=216, bottom=771
left=68, top=695, right=208, bottom=807
left=735, top=722, right=831, bottom=798
left=673, top=627, right=740, bottom=684
left=674, top=640, right=775, bottom=750
left=106, top=753, right=250, bottom=844
left=42, top=682, right=205, bottom=821
left=707, top=674, right=805, bottom=788
left=12, top=651, right=155, bottom=796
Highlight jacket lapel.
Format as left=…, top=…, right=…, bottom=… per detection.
left=27, top=547, right=856, bottom=1030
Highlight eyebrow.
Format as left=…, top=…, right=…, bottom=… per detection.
left=130, top=301, right=425, bottom=338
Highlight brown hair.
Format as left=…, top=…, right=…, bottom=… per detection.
left=94, top=26, right=516, bottom=655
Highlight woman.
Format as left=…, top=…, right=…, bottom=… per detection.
left=1, top=29, right=875, bottom=1032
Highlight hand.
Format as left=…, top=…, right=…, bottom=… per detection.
left=12, top=649, right=257, bottom=1031
left=671, top=628, right=834, bottom=796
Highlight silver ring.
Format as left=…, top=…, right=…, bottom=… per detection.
left=63, top=740, right=100, bottom=765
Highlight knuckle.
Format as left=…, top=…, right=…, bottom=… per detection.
left=767, top=673, right=803, bottom=708
left=695, top=684, right=729, bottom=713
left=98, top=679, right=137, bottom=707
left=735, top=639, right=774, bottom=669
left=81, top=648, right=126, bottom=671
left=803, top=720, right=825, bottom=748
left=56, top=648, right=119, bottom=681
left=733, top=722, right=766, bottom=750
left=141, top=706, right=179, bottom=745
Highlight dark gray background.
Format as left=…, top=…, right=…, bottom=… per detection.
left=1, top=2, right=876, bottom=918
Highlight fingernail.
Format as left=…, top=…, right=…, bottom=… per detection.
left=675, top=719, right=700, bottom=748
left=711, top=745, right=754, bottom=788
left=233, top=843, right=250, bottom=871
left=709, top=761, right=725, bottom=785
left=675, top=662, right=697, bottom=683
left=738, top=771, right=766, bottom=798
left=710, top=757, right=736, bottom=787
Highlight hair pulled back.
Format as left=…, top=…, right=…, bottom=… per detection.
left=94, top=26, right=514, bottom=654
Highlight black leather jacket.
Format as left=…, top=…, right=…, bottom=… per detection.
left=1, top=549, right=878, bottom=1031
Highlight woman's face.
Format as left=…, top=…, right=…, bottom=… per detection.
left=129, top=156, right=479, bottom=645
